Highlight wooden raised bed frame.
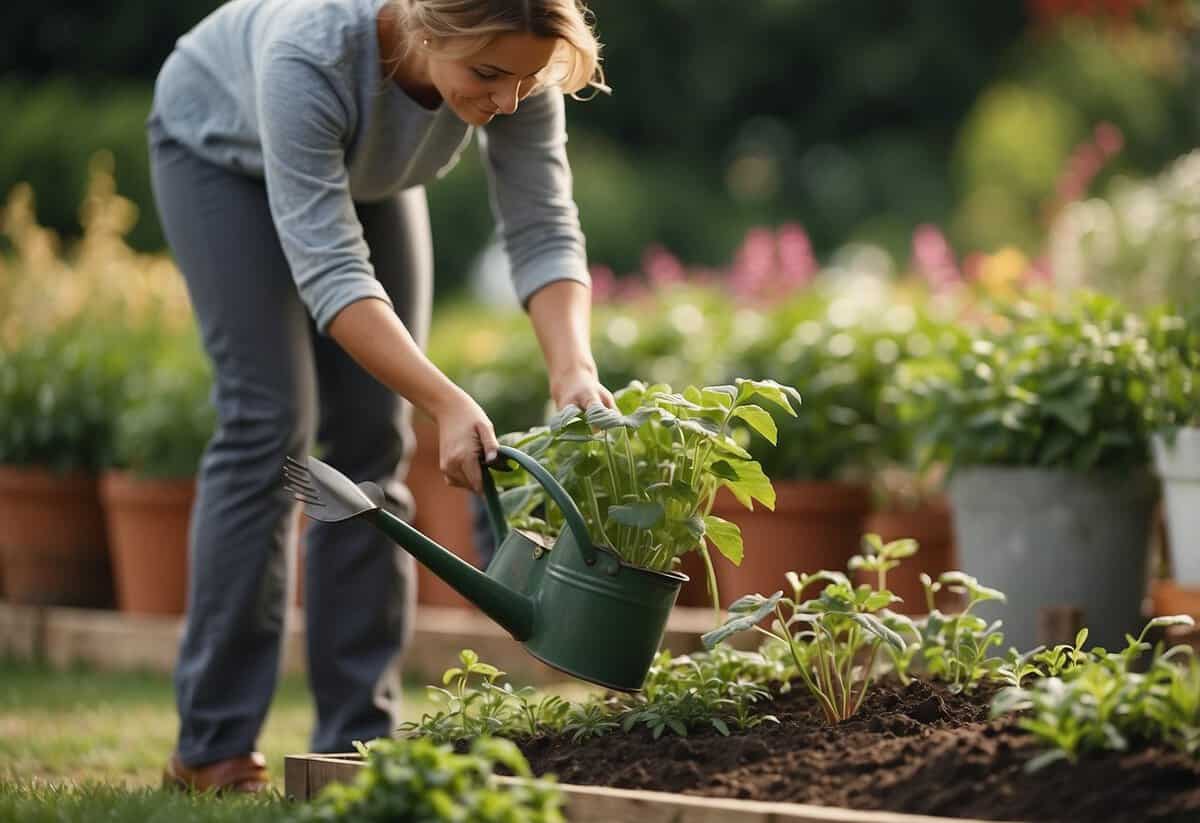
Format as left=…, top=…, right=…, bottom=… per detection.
left=284, top=753, right=1011, bottom=823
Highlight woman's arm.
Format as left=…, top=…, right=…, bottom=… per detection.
left=480, top=91, right=612, bottom=410
left=527, top=280, right=614, bottom=410
left=328, top=297, right=499, bottom=493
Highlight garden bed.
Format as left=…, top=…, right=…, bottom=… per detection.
left=286, top=752, right=994, bottom=823
left=289, top=676, right=1200, bottom=823
left=516, top=676, right=1200, bottom=822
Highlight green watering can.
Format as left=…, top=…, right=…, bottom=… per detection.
left=282, top=445, right=687, bottom=692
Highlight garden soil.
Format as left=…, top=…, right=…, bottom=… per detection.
left=518, top=678, right=1200, bottom=823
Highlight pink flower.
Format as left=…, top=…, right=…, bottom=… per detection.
left=641, top=244, right=687, bottom=289
left=911, top=224, right=961, bottom=291
left=730, top=227, right=777, bottom=298
left=776, top=223, right=817, bottom=290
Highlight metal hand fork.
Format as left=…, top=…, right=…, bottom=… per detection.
left=281, top=455, right=386, bottom=521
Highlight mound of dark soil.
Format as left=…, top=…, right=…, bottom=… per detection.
left=518, top=678, right=1200, bottom=823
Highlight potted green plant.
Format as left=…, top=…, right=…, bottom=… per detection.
left=590, top=284, right=738, bottom=605
left=497, top=378, right=799, bottom=619
left=891, top=291, right=1161, bottom=651
left=1144, top=305, right=1200, bottom=602
left=99, top=329, right=215, bottom=616
left=0, top=320, right=125, bottom=607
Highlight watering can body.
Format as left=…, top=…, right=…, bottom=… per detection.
left=357, top=445, right=686, bottom=692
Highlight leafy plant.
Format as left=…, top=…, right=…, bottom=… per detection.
left=397, top=649, right=538, bottom=744
left=891, top=292, right=1161, bottom=472
left=400, top=644, right=786, bottom=747
left=560, top=699, right=621, bottom=743
left=915, top=571, right=1007, bottom=693
left=620, top=647, right=779, bottom=739
left=296, top=735, right=563, bottom=823
left=110, top=329, right=215, bottom=479
left=0, top=320, right=131, bottom=471
left=991, top=616, right=1199, bottom=771
left=499, top=378, right=799, bottom=613
left=703, top=569, right=905, bottom=723
left=1143, top=306, right=1200, bottom=434
left=996, top=628, right=1091, bottom=688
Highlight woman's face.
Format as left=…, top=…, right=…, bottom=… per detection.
left=427, top=32, right=559, bottom=126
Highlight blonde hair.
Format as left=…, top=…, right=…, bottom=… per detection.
left=391, top=0, right=609, bottom=99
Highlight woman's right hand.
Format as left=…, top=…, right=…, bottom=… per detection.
left=433, top=388, right=500, bottom=494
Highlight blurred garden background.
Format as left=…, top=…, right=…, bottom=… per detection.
left=4, top=0, right=1200, bottom=810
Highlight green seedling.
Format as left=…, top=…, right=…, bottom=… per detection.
left=398, top=649, right=564, bottom=744
left=703, top=570, right=905, bottom=723
left=620, top=648, right=778, bottom=738
left=849, top=533, right=918, bottom=596
left=561, top=698, right=621, bottom=742
left=991, top=615, right=1198, bottom=772
left=918, top=571, right=1007, bottom=692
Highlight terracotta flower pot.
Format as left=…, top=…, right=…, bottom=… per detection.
left=859, top=497, right=961, bottom=614
left=0, top=465, right=114, bottom=607
left=99, top=470, right=194, bottom=616
left=1150, top=578, right=1200, bottom=619
left=408, top=415, right=480, bottom=610
left=673, top=549, right=714, bottom=608
left=711, top=481, right=871, bottom=607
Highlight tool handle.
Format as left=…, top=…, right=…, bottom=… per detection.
left=481, top=445, right=597, bottom=566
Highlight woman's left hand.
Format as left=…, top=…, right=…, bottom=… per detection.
left=551, top=364, right=615, bottom=411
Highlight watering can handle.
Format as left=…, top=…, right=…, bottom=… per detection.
left=481, top=445, right=597, bottom=566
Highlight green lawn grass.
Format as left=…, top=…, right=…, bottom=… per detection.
left=0, top=655, right=435, bottom=820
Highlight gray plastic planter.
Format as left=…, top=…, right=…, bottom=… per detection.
left=1154, top=428, right=1200, bottom=586
left=948, top=466, right=1158, bottom=652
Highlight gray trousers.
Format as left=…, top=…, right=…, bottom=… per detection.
left=148, top=122, right=428, bottom=766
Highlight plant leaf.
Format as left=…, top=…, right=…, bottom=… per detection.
left=731, top=405, right=778, bottom=445
left=549, top=404, right=583, bottom=431
left=719, top=458, right=775, bottom=511
left=608, top=501, right=665, bottom=529
left=703, top=514, right=743, bottom=564
left=702, top=591, right=783, bottom=649
left=850, top=612, right=907, bottom=651
left=735, top=378, right=801, bottom=416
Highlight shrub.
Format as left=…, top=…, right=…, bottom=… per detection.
left=890, top=291, right=1160, bottom=472
left=297, top=735, right=564, bottom=823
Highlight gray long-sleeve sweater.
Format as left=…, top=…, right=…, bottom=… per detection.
left=150, top=0, right=589, bottom=333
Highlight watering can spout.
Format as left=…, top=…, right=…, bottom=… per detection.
left=371, top=507, right=536, bottom=640
left=282, top=454, right=535, bottom=640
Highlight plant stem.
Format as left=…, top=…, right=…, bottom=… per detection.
left=820, top=622, right=848, bottom=721
left=601, top=432, right=626, bottom=553
left=622, top=429, right=639, bottom=499
left=840, top=625, right=860, bottom=718
left=583, top=475, right=612, bottom=549
left=850, top=642, right=882, bottom=717
left=700, top=545, right=720, bottom=624
left=774, top=607, right=838, bottom=723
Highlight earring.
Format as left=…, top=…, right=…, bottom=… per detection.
left=422, top=38, right=429, bottom=46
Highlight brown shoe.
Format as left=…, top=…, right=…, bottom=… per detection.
left=162, top=751, right=271, bottom=794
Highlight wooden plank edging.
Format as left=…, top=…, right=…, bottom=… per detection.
left=283, top=753, right=1020, bottom=823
